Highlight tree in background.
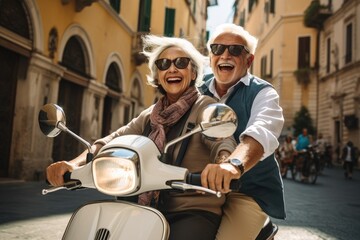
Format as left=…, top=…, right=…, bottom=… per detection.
left=293, top=106, right=316, bottom=137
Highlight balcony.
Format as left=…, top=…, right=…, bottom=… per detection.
left=61, top=0, right=99, bottom=12
left=304, top=0, right=332, bottom=29
left=132, top=32, right=147, bottom=66
left=293, top=67, right=312, bottom=86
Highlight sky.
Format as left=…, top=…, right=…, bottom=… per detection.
left=206, top=0, right=235, bottom=38
left=204, top=0, right=235, bottom=73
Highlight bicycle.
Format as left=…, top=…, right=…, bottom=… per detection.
left=291, top=145, right=319, bottom=184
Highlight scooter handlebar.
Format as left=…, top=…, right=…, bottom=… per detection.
left=63, top=171, right=72, bottom=182
left=186, top=173, right=241, bottom=191
left=43, top=172, right=81, bottom=195
left=45, top=171, right=72, bottom=185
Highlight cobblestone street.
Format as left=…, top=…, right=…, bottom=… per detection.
left=0, top=166, right=359, bottom=239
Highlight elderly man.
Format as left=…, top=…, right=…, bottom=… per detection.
left=199, top=23, right=285, bottom=239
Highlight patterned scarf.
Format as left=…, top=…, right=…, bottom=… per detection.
left=138, top=86, right=199, bottom=206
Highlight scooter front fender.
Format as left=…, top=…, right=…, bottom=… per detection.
left=63, top=200, right=169, bottom=240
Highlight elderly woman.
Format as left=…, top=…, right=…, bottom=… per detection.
left=46, top=35, right=236, bottom=240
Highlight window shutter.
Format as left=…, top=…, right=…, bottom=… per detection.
left=164, top=8, right=175, bottom=37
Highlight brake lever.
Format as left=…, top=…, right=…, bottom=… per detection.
left=42, top=180, right=81, bottom=195
left=170, top=181, right=222, bottom=198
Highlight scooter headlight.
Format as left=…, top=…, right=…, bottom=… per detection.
left=92, top=149, right=140, bottom=196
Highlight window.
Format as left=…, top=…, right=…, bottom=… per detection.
left=298, top=36, right=311, bottom=69
left=105, top=62, right=122, bottom=92
left=110, top=0, right=121, bottom=13
left=164, top=8, right=175, bottom=37
left=270, top=0, right=275, bottom=14
left=130, top=79, right=142, bottom=118
left=62, top=36, right=86, bottom=75
left=239, top=10, right=245, bottom=27
left=345, top=22, right=352, bottom=64
left=138, top=0, right=152, bottom=32
left=207, top=0, right=218, bottom=6
left=270, top=49, right=273, bottom=77
left=192, top=0, right=197, bottom=15
left=264, top=2, right=269, bottom=23
left=261, top=55, right=267, bottom=78
left=248, top=0, right=258, bottom=13
left=123, top=104, right=131, bottom=125
left=326, top=37, right=331, bottom=73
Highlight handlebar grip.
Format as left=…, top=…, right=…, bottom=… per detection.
left=46, top=171, right=72, bottom=185
left=186, top=173, right=241, bottom=191
left=63, top=171, right=71, bottom=182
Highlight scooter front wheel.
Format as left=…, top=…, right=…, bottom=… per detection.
left=307, top=163, right=318, bottom=184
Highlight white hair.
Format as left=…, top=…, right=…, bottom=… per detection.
left=141, top=35, right=206, bottom=87
left=207, top=23, right=258, bottom=55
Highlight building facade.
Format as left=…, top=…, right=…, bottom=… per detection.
left=232, top=0, right=359, bottom=164
left=317, top=0, right=360, bottom=160
left=233, top=0, right=319, bottom=138
left=0, top=0, right=207, bottom=180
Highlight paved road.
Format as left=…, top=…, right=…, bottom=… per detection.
left=0, top=166, right=359, bottom=239
left=273, top=166, right=360, bottom=240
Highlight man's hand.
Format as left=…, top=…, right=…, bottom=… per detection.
left=46, top=161, right=76, bottom=187
left=201, top=163, right=241, bottom=193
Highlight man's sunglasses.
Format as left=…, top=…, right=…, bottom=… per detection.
left=210, top=44, right=250, bottom=56
left=155, top=57, right=191, bottom=71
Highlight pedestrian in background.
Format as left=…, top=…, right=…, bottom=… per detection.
left=296, top=128, right=311, bottom=151
left=279, top=135, right=295, bottom=178
left=342, top=141, right=357, bottom=180
left=315, top=133, right=328, bottom=171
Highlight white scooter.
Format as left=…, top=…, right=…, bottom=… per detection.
left=38, top=103, right=277, bottom=240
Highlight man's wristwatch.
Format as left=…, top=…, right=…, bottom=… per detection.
left=228, top=158, right=245, bottom=176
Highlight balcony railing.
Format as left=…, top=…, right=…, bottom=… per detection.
left=293, top=67, right=312, bottom=86
left=304, top=0, right=332, bottom=29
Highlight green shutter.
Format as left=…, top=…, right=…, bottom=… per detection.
left=270, top=0, right=275, bottom=14
left=164, top=8, right=175, bottom=37
left=138, top=0, right=152, bottom=32
left=110, top=0, right=121, bottom=13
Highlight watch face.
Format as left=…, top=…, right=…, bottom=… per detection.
left=230, top=158, right=244, bottom=175
left=230, top=158, right=242, bottom=166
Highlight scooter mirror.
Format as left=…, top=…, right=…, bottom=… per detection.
left=38, top=103, right=66, bottom=137
left=200, top=103, right=237, bottom=139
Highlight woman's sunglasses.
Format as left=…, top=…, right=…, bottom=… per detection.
left=210, top=44, right=250, bottom=56
left=155, top=57, right=191, bottom=71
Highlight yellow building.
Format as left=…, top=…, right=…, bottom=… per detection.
left=0, top=0, right=207, bottom=180
left=233, top=0, right=319, bottom=137
left=233, top=0, right=360, bottom=163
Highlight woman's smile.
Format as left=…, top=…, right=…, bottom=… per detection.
left=156, top=46, right=195, bottom=104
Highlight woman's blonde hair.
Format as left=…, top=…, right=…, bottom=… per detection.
left=141, top=34, right=206, bottom=87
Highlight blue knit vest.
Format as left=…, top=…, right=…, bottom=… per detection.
left=199, top=74, right=286, bottom=219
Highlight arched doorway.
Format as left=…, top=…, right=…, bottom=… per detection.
left=102, top=62, right=122, bottom=137
left=52, top=36, right=89, bottom=161
left=0, top=0, right=31, bottom=177
left=130, top=78, right=143, bottom=117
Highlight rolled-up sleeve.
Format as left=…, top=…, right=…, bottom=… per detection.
left=240, top=87, right=284, bottom=160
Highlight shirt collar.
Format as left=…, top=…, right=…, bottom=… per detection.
left=208, top=72, right=251, bottom=101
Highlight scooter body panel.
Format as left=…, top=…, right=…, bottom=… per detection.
left=98, top=135, right=188, bottom=194
left=63, top=200, right=169, bottom=240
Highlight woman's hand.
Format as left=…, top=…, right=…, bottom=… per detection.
left=46, top=144, right=102, bottom=187
left=46, top=161, right=76, bottom=187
